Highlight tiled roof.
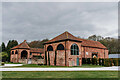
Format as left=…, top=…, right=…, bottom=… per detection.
left=79, top=38, right=106, bottom=49
left=30, top=48, right=44, bottom=53
left=11, top=40, right=30, bottom=49
left=45, top=31, right=107, bottom=49
left=45, top=31, right=82, bottom=44
left=109, top=54, right=120, bottom=58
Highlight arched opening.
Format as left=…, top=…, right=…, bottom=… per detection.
left=12, top=51, right=14, bottom=54
left=15, top=50, right=18, bottom=54
left=71, top=44, right=79, bottom=55
left=21, top=50, right=28, bottom=59
left=47, top=45, right=53, bottom=51
left=57, top=44, right=64, bottom=50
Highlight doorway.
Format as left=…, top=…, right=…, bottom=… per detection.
left=77, top=58, right=79, bottom=66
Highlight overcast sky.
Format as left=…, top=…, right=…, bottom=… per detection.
left=2, top=2, right=118, bottom=44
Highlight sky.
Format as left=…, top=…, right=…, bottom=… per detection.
left=2, top=2, right=118, bottom=44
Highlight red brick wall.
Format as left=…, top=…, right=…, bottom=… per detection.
left=81, top=46, right=108, bottom=59
left=44, top=40, right=109, bottom=66
left=44, top=40, right=82, bottom=66
left=66, top=41, right=82, bottom=66
left=10, top=49, right=30, bottom=63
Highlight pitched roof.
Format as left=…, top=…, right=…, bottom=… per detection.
left=30, top=48, right=44, bottom=53
left=45, top=31, right=107, bottom=49
left=109, top=54, right=120, bottom=58
left=80, top=38, right=106, bottom=49
left=45, top=31, right=82, bottom=44
left=11, top=40, right=30, bottom=49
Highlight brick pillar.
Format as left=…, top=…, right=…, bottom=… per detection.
left=10, top=51, right=12, bottom=62
left=27, top=50, right=30, bottom=64
left=18, top=49, right=20, bottom=63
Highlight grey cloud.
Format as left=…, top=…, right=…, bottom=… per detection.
left=2, top=2, right=118, bottom=44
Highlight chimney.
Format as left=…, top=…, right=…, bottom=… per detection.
left=24, top=40, right=26, bottom=42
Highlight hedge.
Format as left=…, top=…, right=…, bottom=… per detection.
left=104, top=59, right=111, bottom=67
left=82, top=58, right=87, bottom=64
left=87, top=58, right=91, bottom=64
left=82, top=58, right=120, bottom=67
left=113, top=58, right=118, bottom=66
left=92, top=58, right=97, bottom=65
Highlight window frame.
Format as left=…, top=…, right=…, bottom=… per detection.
left=71, top=44, right=79, bottom=55
left=57, top=44, right=64, bottom=50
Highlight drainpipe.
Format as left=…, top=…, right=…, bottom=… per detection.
left=84, top=47, right=85, bottom=58
left=104, top=49, right=105, bottom=59
left=45, top=44, right=47, bottom=65
left=65, top=41, right=67, bottom=66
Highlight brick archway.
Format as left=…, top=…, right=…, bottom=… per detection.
left=56, top=44, right=64, bottom=50
left=21, top=50, right=28, bottom=59
left=15, top=50, right=18, bottom=54
left=47, top=45, right=53, bottom=51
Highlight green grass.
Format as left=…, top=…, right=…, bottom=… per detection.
left=14, top=64, right=103, bottom=68
left=2, top=71, right=119, bottom=78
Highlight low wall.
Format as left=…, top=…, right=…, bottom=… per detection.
left=31, top=59, right=44, bottom=64
left=19, top=59, right=44, bottom=64
left=19, top=59, right=28, bottom=64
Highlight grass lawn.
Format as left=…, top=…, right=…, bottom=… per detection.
left=13, top=64, right=103, bottom=68
left=2, top=71, right=119, bottom=78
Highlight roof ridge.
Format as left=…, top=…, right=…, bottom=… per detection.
left=11, top=40, right=30, bottom=49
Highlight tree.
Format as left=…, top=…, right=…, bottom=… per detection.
left=88, top=35, right=104, bottom=41
left=99, top=38, right=118, bottom=54
left=28, top=39, right=49, bottom=48
left=88, top=35, right=118, bottom=54
left=1, top=42, right=6, bottom=52
left=6, top=40, right=18, bottom=62
left=6, top=40, right=18, bottom=50
left=0, top=45, right=2, bottom=53
left=0, top=52, right=8, bottom=62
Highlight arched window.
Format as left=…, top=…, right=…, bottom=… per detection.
left=12, top=51, right=14, bottom=54
left=71, top=44, right=79, bottom=55
left=15, top=50, right=18, bottom=54
left=47, top=45, right=53, bottom=51
left=21, top=50, right=28, bottom=59
left=57, top=44, right=64, bottom=50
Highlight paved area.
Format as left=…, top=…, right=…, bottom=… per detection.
left=0, top=66, right=119, bottom=71
left=0, top=64, right=23, bottom=67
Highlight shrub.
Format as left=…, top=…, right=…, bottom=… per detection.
left=102, top=59, right=104, bottom=66
left=104, top=59, right=111, bottom=67
left=119, top=58, right=120, bottom=66
left=82, top=58, right=87, bottom=64
left=1, top=62, right=4, bottom=65
left=109, top=58, right=113, bottom=66
left=92, top=58, right=97, bottom=65
left=99, top=58, right=102, bottom=65
left=113, top=59, right=118, bottom=66
left=87, top=58, right=91, bottom=64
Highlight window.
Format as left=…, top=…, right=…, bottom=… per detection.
left=15, top=51, right=18, bottom=54
left=86, top=52, right=88, bottom=55
left=71, top=44, right=79, bottom=55
left=12, top=51, right=14, bottom=54
left=47, top=45, right=53, bottom=51
left=57, top=44, right=64, bottom=50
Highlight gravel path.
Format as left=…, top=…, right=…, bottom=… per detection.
left=0, top=66, right=119, bottom=71
left=0, top=64, right=23, bottom=68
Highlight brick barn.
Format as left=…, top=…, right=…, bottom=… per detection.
left=10, top=31, right=108, bottom=66
left=44, top=31, right=108, bottom=66
left=10, top=40, right=44, bottom=64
